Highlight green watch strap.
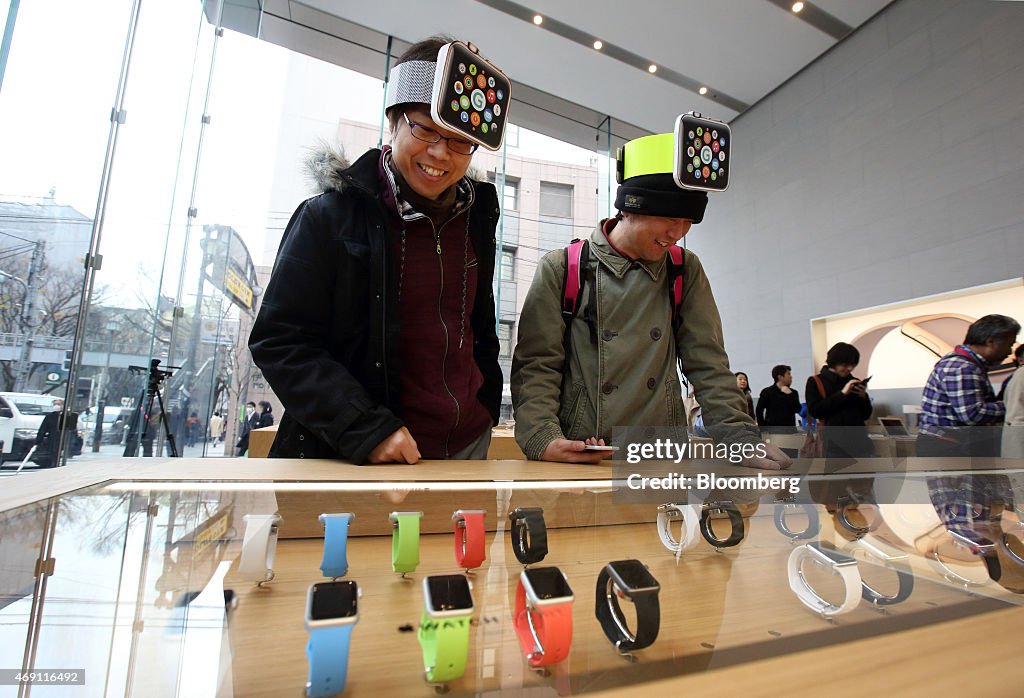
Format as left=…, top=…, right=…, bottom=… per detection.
left=391, top=513, right=421, bottom=574
left=417, top=609, right=471, bottom=683
left=621, top=132, right=674, bottom=180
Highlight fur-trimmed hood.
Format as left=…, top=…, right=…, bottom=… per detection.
left=305, top=142, right=351, bottom=194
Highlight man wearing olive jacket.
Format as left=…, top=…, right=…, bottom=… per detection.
left=511, top=171, right=789, bottom=469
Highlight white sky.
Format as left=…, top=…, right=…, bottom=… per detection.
left=0, top=0, right=603, bottom=308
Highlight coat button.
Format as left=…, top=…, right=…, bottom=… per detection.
left=299, top=453, right=305, bottom=459
left=375, top=361, right=383, bottom=369
left=650, top=327, right=662, bottom=340
left=602, top=329, right=614, bottom=341
left=299, top=435, right=305, bottom=441
left=602, top=383, right=614, bottom=395
left=647, top=377, right=656, bottom=390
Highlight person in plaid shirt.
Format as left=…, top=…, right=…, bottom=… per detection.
left=917, top=314, right=1020, bottom=457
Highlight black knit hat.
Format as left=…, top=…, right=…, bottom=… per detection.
left=614, top=173, right=708, bottom=223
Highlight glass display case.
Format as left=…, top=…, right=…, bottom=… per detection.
left=2, top=459, right=1023, bottom=697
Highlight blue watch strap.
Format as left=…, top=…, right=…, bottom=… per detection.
left=306, top=624, right=353, bottom=697
left=320, top=514, right=353, bottom=578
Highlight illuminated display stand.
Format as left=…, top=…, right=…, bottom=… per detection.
left=2, top=457, right=1024, bottom=696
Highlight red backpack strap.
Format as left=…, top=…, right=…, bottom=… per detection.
left=666, top=245, right=685, bottom=330
left=562, top=239, right=587, bottom=317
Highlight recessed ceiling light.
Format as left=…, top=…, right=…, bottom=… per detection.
left=792, top=2, right=804, bottom=12
left=533, top=14, right=543, bottom=25
left=699, top=86, right=708, bottom=95
left=593, top=40, right=603, bottom=50
left=648, top=64, right=657, bottom=74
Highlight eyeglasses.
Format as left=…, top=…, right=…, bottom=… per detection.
left=402, top=112, right=478, bottom=155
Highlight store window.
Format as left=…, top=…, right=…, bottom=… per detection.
left=498, top=321, right=514, bottom=358
left=501, top=249, right=516, bottom=282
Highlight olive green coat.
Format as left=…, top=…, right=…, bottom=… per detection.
left=511, top=225, right=760, bottom=460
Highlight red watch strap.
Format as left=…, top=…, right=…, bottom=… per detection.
left=454, top=512, right=486, bottom=569
left=514, top=578, right=573, bottom=667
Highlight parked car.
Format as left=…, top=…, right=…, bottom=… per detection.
left=0, top=393, right=84, bottom=464
left=0, top=393, right=56, bottom=462
left=79, top=408, right=131, bottom=446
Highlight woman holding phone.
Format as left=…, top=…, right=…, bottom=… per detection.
left=805, top=342, right=874, bottom=458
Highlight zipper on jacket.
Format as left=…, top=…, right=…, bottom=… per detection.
left=431, top=217, right=461, bottom=458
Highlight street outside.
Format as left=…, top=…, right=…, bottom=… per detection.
left=0, top=438, right=230, bottom=476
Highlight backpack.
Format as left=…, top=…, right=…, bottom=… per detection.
left=560, top=238, right=685, bottom=359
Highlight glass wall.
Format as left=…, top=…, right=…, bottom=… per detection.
left=0, top=0, right=614, bottom=465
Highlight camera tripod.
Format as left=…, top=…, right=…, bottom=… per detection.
left=123, top=358, right=179, bottom=457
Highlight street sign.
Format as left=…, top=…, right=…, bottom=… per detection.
left=45, top=372, right=61, bottom=384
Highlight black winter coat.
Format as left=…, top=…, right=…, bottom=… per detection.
left=248, top=149, right=502, bottom=463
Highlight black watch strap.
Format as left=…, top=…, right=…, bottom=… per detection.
left=594, top=566, right=660, bottom=652
left=511, top=511, right=548, bottom=564
left=699, top=502, right=745, bottom=548
left=861, top=562, right=915, bottom=606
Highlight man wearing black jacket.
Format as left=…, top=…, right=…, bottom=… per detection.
left=249, top=37, right=502, bottom=464
left=756, top=364, right=801, bottom=432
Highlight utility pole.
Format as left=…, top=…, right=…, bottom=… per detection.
left=12, top=240, right=44, bottom=392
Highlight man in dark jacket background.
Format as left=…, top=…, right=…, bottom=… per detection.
left=756, top=364, right=801, bottom=432
left=249, top=36, right=502, bottom=464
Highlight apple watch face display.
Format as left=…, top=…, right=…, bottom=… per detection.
left=427, top=575, right=473, bottom=613
left=524, top=566, right=573, bottom=601
left=310, top=580, right=358, bottom=620
left=608, top=559, right=659, bottom=594
left=674, top=113, right=730, bottom=192
left=433, top=42, right=511, bottom=151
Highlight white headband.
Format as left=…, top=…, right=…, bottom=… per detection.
left=384, top=60, right=435, bottom=111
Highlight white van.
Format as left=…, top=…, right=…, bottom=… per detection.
left=0, top=392, right=58, bottom=462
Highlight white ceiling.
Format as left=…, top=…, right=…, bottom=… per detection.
left=230, top=0, right=894, bottom=150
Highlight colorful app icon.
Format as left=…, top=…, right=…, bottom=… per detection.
left=488, top=76, right=495, bottom=88
left=694, top=168, right=702, bottom=179
left=461, top=111, right=469, bottom=123
left=458, top=63, right=466, bottom=74
left=451, top=100, right=460, bottom=111
left=688, top=130, right=694, bottom=139
left=493, top=104, right=501, bottom=116
left=454, top=81, right=464, bottom=95
left=464, top=76, right=474, bottom=90
left=694, top=138, right=701, bottom=149
left=719, top=137, right=726, bottom=147
left=692, top=155, right=701, bottom=168
left=702, top=166, right=710, bottom=178
left=496, top=89, right=504, bottom=101
left=718, top=150, right=726, bottom=162
left=703, top=131, right=712, bottom=144
left=701, top=146, right=713, bottom=164
left=696, top=126, right=703, bottom=136
left=711, top=172, right=717, bottom=181
left=687, top=163, right=694, bottom=173
left=711, top=158, right=719, bottom=170
left=471, top=89, right=487, bottom=111
left=687, top=146, right=695, bottom=158
left=481, top=123, right=489, bottom=134
left=469, top=64, right=477, bottom=76
left=486, top=89, right=496, bottom=104
left=470, top=111, right=481, bottom=126
left=712, top=130, right=718, bottom=140
left=477, top=74, right=487, bottom=89
left=491, top=122, right=500, bottom=134
left=712, top=140, right=719, bottom=154
left=483, top=109, right=493, bottom=123
left=719, top=167, right=726, bottom=176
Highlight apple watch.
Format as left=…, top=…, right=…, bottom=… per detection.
left=452, top=509, right=487, bottom=572
left=390, top=511, right=423, bottom=576
left=842, top=535, right=915, bottom=606
left=509, top=507, right=548, bottom=565
left=418, top=574, right=474, bottom=684
left=699, top=501, right=745, bottom=549
left=656, top=502, right=699, bottom=555
left=595, top=559, right=660, bottom=652
left=923, top=528, right=1000, bottom=587
left=319, top=512, right=355, bottom=579
left=238, top=513, right=281, bottom=584
left=773, top=496, right=820, bottom=541
left=787, top=542, right=862, bottom=619
left=514, top=566, right=574, bottom=667
left=833, top=494, right=872, bottom=539
left=304, top=579, right=359, bottom=697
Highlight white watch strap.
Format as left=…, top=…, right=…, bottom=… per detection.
left=787, top=544, right=861, bottom=618
left=239, top=514, right=281, bottom=581
left=657, top=504, right=699, bottom=556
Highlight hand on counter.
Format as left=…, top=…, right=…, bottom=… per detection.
left=368, top=427, right=421, bottom=464
left=739, top=442, right=792, bottom=470
left=540, top=437, right=611, bottom=464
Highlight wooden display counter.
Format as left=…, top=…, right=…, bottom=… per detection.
left=3, top=457, right=1024, bottom=696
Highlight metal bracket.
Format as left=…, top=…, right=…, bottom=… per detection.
left=84, top=253, right=103, bottom=271
left=202, top=115, right=211, bottom=125
left=188, top=207, right=198, bottom=218
left=34, top=557, right=56, bottom=577
left=110, top=108, right=127, bottom=124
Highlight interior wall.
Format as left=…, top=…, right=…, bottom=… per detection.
left=690, top=0, right=1024, bottom=397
